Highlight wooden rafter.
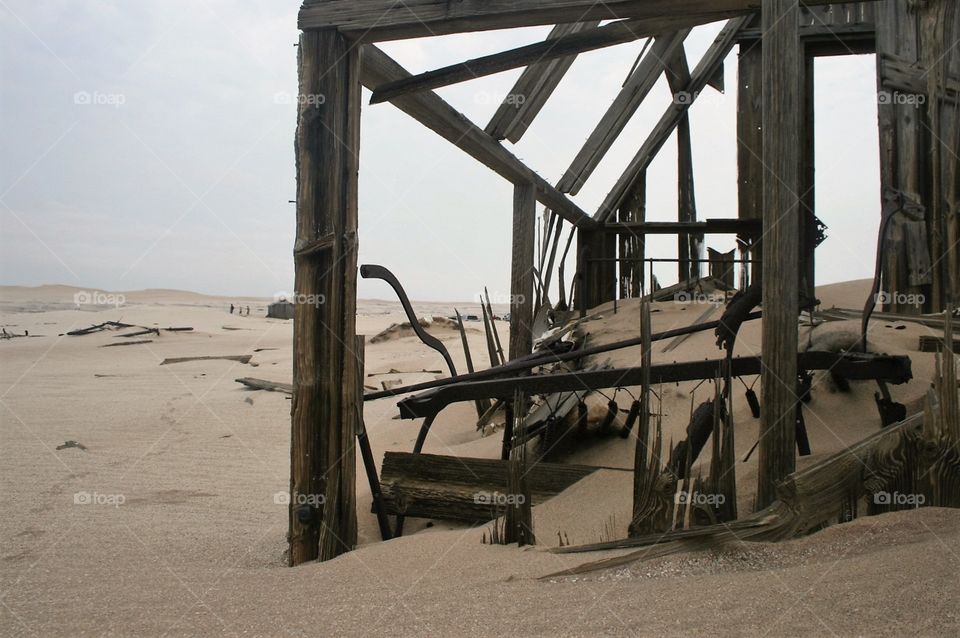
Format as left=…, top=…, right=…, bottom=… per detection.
left=298, top=0, right=876, bottom=43
left=361, top=46, right=596, bottom=229
left=596, top=16, right=751, bottom=221
left=485, top=21, right=600, bottom=143
left=369, top=17, right=727, bottom=104
left=558, top=30, right=689, bottom=195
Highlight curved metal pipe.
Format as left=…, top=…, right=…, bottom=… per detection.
left=360, top=264, right=458, bottom=377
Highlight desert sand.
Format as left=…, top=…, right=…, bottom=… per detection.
left=1, top=281, right=958, bottom=637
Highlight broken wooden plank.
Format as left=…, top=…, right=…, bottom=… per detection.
left=378, top=451, right=598, bottom=523
left=66, top=321, right=134, bottom=336
left=235, top=377, right=294, bottom=394
left=161, top=355, right=252, bottom=365
left=100, top=340, right=153, bottom=347
left=117, top=328, right=160, bottom=338
left=485, top=21, right=600, bottom=143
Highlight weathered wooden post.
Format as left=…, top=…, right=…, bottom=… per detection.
left=289, top=29, right=361, bottom=565
left=509, top=182, right=536, bottom=361
left=757, top=0, right=801, bottom=510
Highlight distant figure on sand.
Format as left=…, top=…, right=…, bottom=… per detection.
left=229, top=304, right=234, bottom=314
left=245, top=306, right=250, bottom=316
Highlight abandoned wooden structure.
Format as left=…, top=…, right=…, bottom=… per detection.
left=290, top=1, right=959, bottom=564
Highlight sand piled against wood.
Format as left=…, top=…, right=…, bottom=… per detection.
left=370, top=316, right=465, bottom=343
left=1, top=281, right=958, bottom=636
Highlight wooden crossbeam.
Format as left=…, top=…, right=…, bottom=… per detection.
left=369, top=18, right=718, bottom=104
left=485, top=21, right=600, bottom=143
left=361, top=46, right=596, bottom=229
left=596, top=16, right=751, bottom=221
left=557, top=30, right=690, bottom=195
left=299, top=0, right=877, bottom=43
left=879, top=53, right=960, bottom=103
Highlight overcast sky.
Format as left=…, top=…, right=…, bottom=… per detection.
left=0, top=1, right=881, bottom=302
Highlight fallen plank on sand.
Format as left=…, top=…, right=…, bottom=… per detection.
left=162, top=355, right=252, bottom=365
left=101, top=340, right=154, bottom=347
left=235, top=377, right=293, bottom=393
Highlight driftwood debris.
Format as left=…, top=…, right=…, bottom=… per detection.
left=66, top=321, right=134, bottom=336
left=161, top=355, right=252, bottom=365
left=235, top=377, right=293, bottom=394
left=100, top=340, right=154, bottom=347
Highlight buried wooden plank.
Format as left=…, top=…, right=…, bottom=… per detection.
left=378, top=452, right=599, bottom=523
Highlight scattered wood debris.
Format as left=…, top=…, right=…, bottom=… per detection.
left=56, top=440, right=88, bottom=451
left=367, top=368, right=442, bottom=376
left=161, top=355, right=252, bottom=365
left=101, top=340, right=153, bottom=347
left=235, top=377, right=292, bottom=393
left=66, top=321, right=134, bottom=336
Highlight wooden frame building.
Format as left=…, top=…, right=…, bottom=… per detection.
left=289, top=0, right=959, bottom=563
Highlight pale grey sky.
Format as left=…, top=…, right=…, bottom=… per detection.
left=0, top=1, right=880, bottom=302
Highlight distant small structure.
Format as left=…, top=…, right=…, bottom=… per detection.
left=267, top=299, right=294, bottom=320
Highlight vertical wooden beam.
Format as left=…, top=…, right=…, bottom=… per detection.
left=800, top=53, right=817, bottom=303
left=290, top=29, right=360, bottom=565
left=618, top=171, right=647, bottom=298
left=576, top=229, right=617, bottom=310
left=666, top=47, right=702, bottom=282
left=757, top=0, right=801, bottom=510
left=509, top=183, right=536, bottom=361
left=875, top=1, right=927, bottom=314
left=738, top=37, right=764, bottom=286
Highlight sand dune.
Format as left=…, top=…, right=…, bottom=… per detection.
left=1, top=281, right=957, bottom=637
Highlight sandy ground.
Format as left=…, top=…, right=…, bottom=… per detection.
left=1, top=281, right=958, bottom=637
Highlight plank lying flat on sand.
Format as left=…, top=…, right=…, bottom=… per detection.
left=235, top=377, right=293, bottom=394
left=161, top=355, right=252, bottom=365
left=101, top=340, right=154, bottom=347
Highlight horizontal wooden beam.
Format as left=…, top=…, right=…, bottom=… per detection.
left=601, top=218, right=762, bottom=235
left=369, top=18, right=712, bottom=104
left=596, top=16, right=751, bottom=221
left=360, top=46, right=596, bottom=229
left=299, top=0, right=877, bottom=43
left=558, top=30, right=690, bottom=195
left=485, top=21, right=600, bottom=143
left=879, top=53, right=960, bottom=103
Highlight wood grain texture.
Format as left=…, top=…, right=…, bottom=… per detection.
left=290, top=30, right=359, bottom=565
left=757, top=0, right=801, bottom=511
left=509, top=183, right=536, bottom=361
left=299, top=0, right=876, bottom=43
